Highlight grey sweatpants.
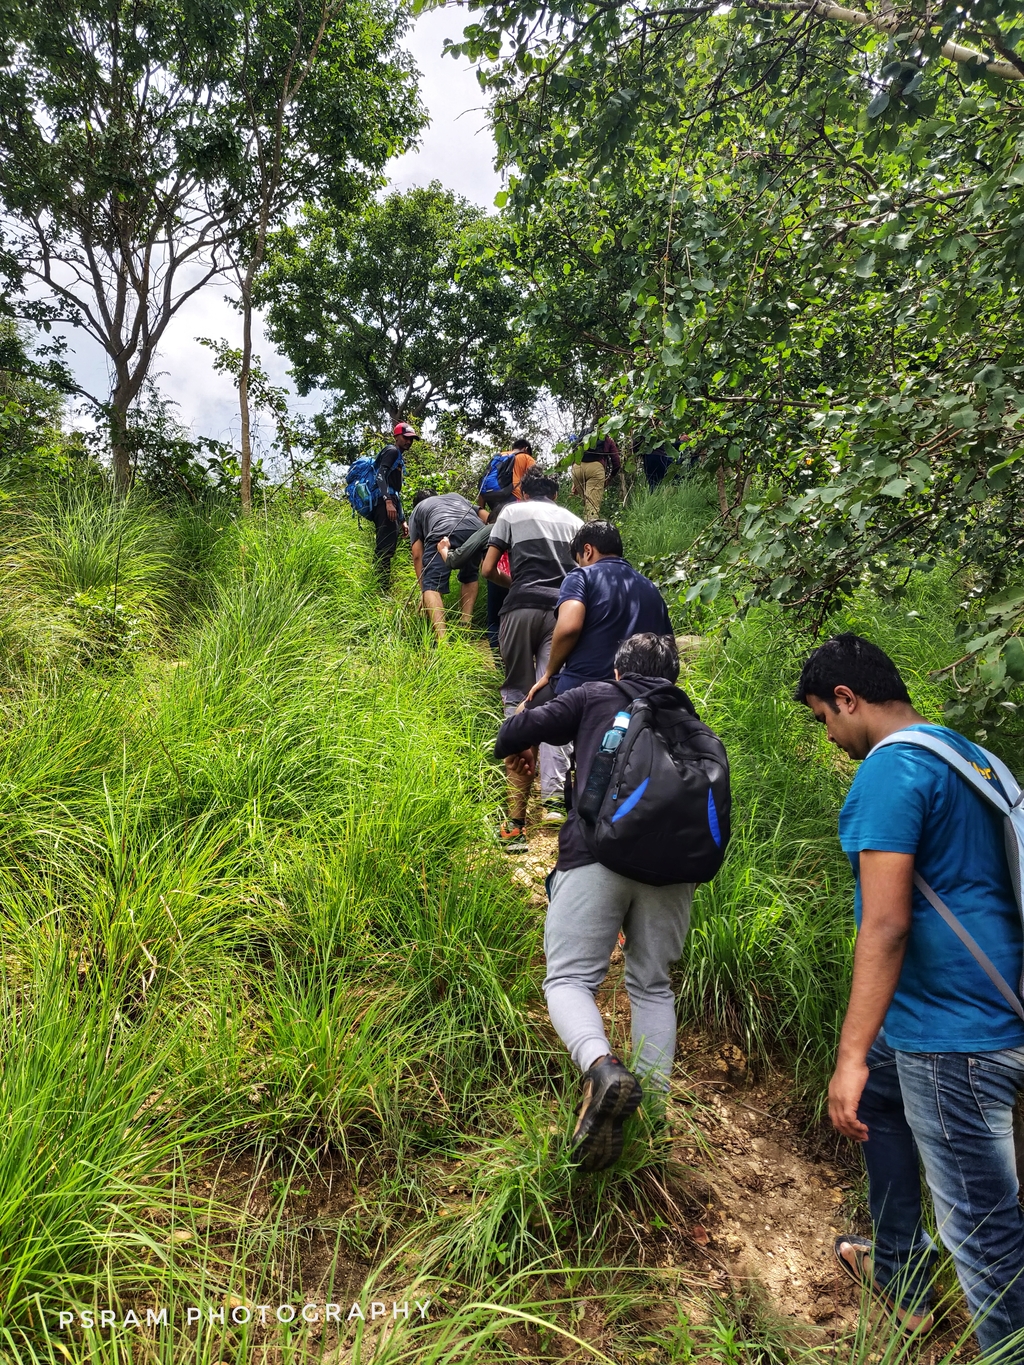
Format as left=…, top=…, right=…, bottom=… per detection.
left=543, top=862, right=694, bottom=1091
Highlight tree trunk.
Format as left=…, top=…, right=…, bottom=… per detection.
left=239, top=272, right=255, bottom=516
left=110, top=383, right=133, bottom=495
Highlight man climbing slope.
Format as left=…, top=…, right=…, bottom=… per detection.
left=481, top=470, right=581, bottom=846
left=407, top=488, right=484, bottom=639
left=526, top=520, right=672, bottom=699
left=372, top=422, right=418, bottom=589
left=495, top=633, right=720, bottom=1171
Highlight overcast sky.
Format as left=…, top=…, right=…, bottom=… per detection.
left=57, top=6, right=502, bottom=450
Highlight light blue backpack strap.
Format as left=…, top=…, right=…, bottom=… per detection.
left=871, top=729, right=1012, bottom=817
left=872, top=727, right=1024, bottom=1002
left=913, top=872, right=1024, bottom=1022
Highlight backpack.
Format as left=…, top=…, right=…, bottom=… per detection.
left=871, top=729, right=1024, bottom=1020
left=579, top=683, right=731, bottom=886
left=345, top=448, right=403, bottom=520
left=478, top=453, right=517, bottom=500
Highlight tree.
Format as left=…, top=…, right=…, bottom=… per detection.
left=218, top=0, right=422, bottom=512
left=256, top=182, right=540, bottom=438
left=454, top=0, right=1024, bottom=731
left=0, top=0, right=248, bottom=490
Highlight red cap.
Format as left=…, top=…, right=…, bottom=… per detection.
left=393, top=422, right=419, bottom=439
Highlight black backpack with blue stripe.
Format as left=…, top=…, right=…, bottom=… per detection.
left=579, top=682, right=730, bottom=886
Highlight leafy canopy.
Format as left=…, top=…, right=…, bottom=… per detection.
left=442, top=0, right=1024, bottom=732
left=257, top=182, right=539, bottom=440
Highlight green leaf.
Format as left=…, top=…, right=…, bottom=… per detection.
left=867, top=92, right=890, bottom=119
left=880, top=477, right=910, bottom=497
left=1004, top=637, right=1024, bottom=683
left=980, top=657, right=1007, bottom=688
left=493, top=190, right=508, bottom=208
left=854, top=251, right=876, bottom=278
left=985, top=586, right=1024, bottom=615
left=769, top=574, right=796, bottom=599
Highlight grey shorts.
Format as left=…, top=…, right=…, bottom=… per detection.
left=498, top=607, right=556, bottom=705
left=420, top=524, right=481, bottom=594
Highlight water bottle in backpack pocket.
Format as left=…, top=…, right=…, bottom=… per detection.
left=576, top=711, right=631, bottom=823
left=578, top=694, right=731, bottom=886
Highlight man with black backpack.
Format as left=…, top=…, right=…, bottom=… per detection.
left=796, top=634, right=1024, bottom=1356
left=495, top=633, right=730, bottom=1171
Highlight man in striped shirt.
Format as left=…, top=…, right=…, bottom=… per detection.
left=481, top=470, right=582, bottom=849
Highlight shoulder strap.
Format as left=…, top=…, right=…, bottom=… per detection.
left=871, top=729, right=1013, bottom=816
left=872, top=728, right=1024, bottom=1018
left=913, top=872, right=1024, bottom=1021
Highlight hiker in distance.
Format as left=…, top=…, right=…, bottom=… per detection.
left=476, top=439, right=536, bottom=651
left=796, top=634, right=1024, bottom=1356
left=407, top=488, right=484, bottom=639
left=495, top=632, right=730, bottom=1170
left=569, top=431, right=625, bottom=520
left=481, top=469, right=582, bottom=847
left=525, top=520, right=673, bottom=699
left=371, top=422, right=418, bottom=589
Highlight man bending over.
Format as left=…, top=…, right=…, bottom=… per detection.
left=407, top=488, right=483, bottom=639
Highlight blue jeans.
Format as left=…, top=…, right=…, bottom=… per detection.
left=859, top=1034, right=938, bottom=1312
left=861, top=1034, right=1024, bottom=1360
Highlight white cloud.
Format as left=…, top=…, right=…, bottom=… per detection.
left=51, top=6, right=498, bottom=447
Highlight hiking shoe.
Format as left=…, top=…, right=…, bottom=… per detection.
left=540, top=797, right=567, bottom=824
left=570, top=1056, right=643, bottom=1172
left=497, top=820, right=528, bottom=852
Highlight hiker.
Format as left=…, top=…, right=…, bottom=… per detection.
left=481, top=469, right=581, bottom=845
left=570, top=432, right=625, bottom=520
left=495, top=632, right=730, bottom=1170
left=642, top=436, right=692, bottom=491
left=407, top=488, right=484, bottom=639
left=525, top=520, right=672, bottom=699
left=477, top=439, right=536, bottom=652
left=795, top=633, right=1024, bottom=1355
left=371, top=422, right=418, bottom=588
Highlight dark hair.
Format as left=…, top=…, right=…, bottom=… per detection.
left=614, top=633, right=679, bottom=683
left=521, top=470, right=559, bottom=500
left=511, top=438, right=533, bottom=455
left=412, top=487, right=438, bottom=507
left=795, top=633, right=911, bottom=709
left=570, top=520, right=623, bottom=560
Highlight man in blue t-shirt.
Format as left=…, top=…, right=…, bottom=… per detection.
left=526, top=520, right=673, bottom=700
left=796, top=633, right=1024, bottom=1358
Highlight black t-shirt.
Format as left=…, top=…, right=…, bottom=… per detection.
left=376, top=444, right=404, bottom=498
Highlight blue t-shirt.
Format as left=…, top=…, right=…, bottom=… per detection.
left=839, top=723, right=1024, bottom=1053
left=554, top=557, right=673, bottom=694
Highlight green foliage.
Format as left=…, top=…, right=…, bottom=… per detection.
left=458, top=0, right=1024, bottom=732
left=0, top=0, right=421, bottom=488
left=0, top=485, right=1014, bottom=1361
left=257, top=183, right=540, bottom=442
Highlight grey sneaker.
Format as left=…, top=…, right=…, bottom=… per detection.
left=540, top=796, right=567, bottom=825
left=570, top=1056, right=643, bottom=1172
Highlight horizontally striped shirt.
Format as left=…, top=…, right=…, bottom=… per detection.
left=488, top=498, right=583, bottom=615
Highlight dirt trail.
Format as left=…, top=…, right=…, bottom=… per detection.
left=511, top=813, right=862, bottom=1335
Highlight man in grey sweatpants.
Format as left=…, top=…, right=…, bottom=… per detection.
left=494, top=632, right=695, bottom=1171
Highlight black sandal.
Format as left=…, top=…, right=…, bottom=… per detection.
left=833, top=1235, right=934, bottom=1333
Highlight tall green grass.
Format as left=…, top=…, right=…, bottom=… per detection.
left=0, top=483, right=999, bottom=1363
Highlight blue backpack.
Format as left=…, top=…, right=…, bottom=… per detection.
left=478, top=453, right=517, bottom=500
left=345, top=450, right=403, bottom=520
